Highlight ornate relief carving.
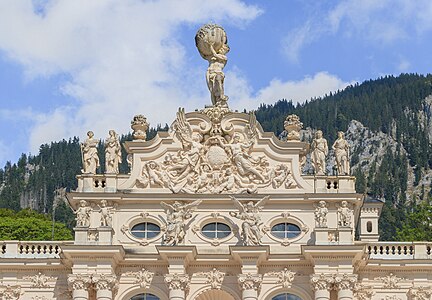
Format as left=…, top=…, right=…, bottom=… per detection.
left=197, top=268, right=225, bottom=289
left=376, top=273, right=403, bottom=289
left=161, top=200, right=201, bottom=245
left=24, top=272, right=52, bottom=288
left=310, top=274, right=334, bottom=291
left=267, top=268, right=296, bottom=288
left=380, top=296, right=402, bottom=300
left=136, top=108, right=298, bottom=194
left=311, top=130, right=328, bottom=175
left=408, top=286, right=432, bottom=300
left=238, top=273, right=262, bottom=291
left=230, top=196, right=269, bottom=245
left=334, top=274, right=357, bottom=290
left=164, top=273, right=190, bottom=291
left=314, top=201, right=328, bottom=228
left=67, top=274, right=92, bottom=291
left=354, top=283, right=374, bottom=300
left=92, top=274, right=118, bottom=291
left=337, top=201, right=352, bottom=227
left=283, top=114, right=303, bottom=141
left=73, top=200, right=92, bottom=227
left=131, top=114, right=149, bottom=140
left=0, top=285, right=22, bottom=300
left=125, top=268, right=154, bottom=289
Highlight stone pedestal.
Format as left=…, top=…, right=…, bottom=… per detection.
left=314, top=227, right=330, bottom=245
left=74, top=227, right=89, bottom=245
left=98, top=227, right=114, bottom=245
left=338, top=227, right=353, bottom=245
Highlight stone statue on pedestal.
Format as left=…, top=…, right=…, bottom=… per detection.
left=195, top=24, right=229, bottom=107
left=74, top=200, right=92, bottom=227
left=332, top=131, right=350, bottom=175
left=311, top=130, right=328, bottom=175
left=105, top=130, right=122, bottom=174
left=81, top=131, right=100, bottom=174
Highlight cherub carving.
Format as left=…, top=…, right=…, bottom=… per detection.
left=230, top=196, right=269, bottom=245
left=337, top=201, right=352, bottom=227
left=161, top=200, right=202, bottom=245
left=74, top=200, right=92, bottom=227
left=98, top=200, right=114, bottom=227
left=314, top=201, right=328, bottom=228
left=168, top=108, right=204, bottom=182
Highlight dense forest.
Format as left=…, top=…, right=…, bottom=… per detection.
left=1, top=73, right=432, bottom=241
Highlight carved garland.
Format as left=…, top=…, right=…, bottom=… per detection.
left=266, top=268, right=296, bottom=288
left=125, top=268, right=155, bottom=289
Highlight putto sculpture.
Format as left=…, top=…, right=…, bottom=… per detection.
left=161, top=200, right=202, bottom=245
left=230, top=196, right=269, bottom=245
left=314, top=201, right=328, bottom=228
left=80, top=131, right=100, bottom=174
left=74, top=200, right=92, bottom=227
left=332, top=131, right=350, bottom=175
left=98, top=199, right=114, bottom=227
left=195, top=24, right=229, bottom=108
left=105, top=130, right=122, bottom=174
left=337, top=201, right=352, bottom=227
left=311, top=130, right=328, bottom=175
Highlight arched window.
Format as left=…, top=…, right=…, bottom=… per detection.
left=130, top=222, right=160, bottom=239
left=202, top=222, right=232, bottom=239
left=271, top=223, right=301, bottom=239
left=272, top=293, right=302, bottom=300
left=130, top=293, right=160, bottom=300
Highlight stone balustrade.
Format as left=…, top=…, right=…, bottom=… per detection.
left=76, top=174, right=129, bottom=193
left=0, top=240, right=69, bottom=258
left=365, top=242, right=432, bottom=259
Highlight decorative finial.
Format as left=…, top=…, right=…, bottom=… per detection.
left=284, top=114, right=303, bottom=141
left=195, top=24, right=229, bottom=108
left=131, top=115, right=149, bottom=140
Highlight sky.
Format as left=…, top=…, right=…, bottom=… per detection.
left=1, top=0, right=432, bottom=167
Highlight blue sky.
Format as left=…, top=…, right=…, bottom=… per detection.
left=1, top=0, right=432, bottom=167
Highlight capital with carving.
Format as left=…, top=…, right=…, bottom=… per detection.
left=0, top=285, right=22, bottom=300
left=164, top=273, right=190, bottom=291
left=409, top=286, right=432, bottom=300
left=92, top=274, right=118, bottom=291
left=238, top=273, right=262, bottom=291
left=67, top=274, right=92, bottom=291
left=310, top=274, right=334, bottom=291
left=334, top=274, right=357, bottom=291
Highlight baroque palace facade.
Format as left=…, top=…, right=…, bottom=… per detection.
left=1, top=24, right=432, bottom=300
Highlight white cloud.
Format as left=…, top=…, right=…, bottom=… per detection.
left=283, top=0, right=432, bottom=63
left=0, top=0, right=262, bottom=153
left=227, top=71, right=353, bottom=111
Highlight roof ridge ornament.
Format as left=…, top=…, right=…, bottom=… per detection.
left=195, top=23, right=230, bottom=109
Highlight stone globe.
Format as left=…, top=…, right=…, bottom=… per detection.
left=195, top=24, right=228, bottom=60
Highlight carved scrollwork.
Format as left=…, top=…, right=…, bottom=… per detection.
left=197, top=268, right=225, bottom=289
left=310, top=274, right=334, bottom=291
left=125, top=268, right=154, bottom=289
left=164, top=273, right=190, bottom=291
left=67, top=274, right=92, bottom=291
left=267, top=268, right=296, bottom=288
left=0, top=285, right=22, bottom=300
left=24, top=272, right=52, bottom=288
left=375, top=273, right=403, bottom=289
left=92, top=274, right=118, bottom=291
left=353, top=283, right=374, bottom=300
left=334, top=274, right=357, bottom=291
left=409, top=286, right=432, bottom=300
left=238, top=273, right=262, bottom=291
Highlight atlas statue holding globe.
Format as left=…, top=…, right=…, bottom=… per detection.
left=195, top=24, right=230, bottom=108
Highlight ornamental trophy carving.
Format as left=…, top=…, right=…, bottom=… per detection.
left=230, top=196, right=269, bottom=245
left=131, top=114, right=149, bottom=140
left=161, top=200, right=202, bottom=245
left=195, top=24, right=229, bottom=108
left=284, top=114, right=303, bottom=141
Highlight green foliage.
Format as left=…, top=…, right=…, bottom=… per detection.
left=396, top=201, right=432, bottom=241
left=0, top=208, right=73, bottom=241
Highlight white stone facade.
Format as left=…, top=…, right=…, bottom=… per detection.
left=1, top=24, right=432, bottom=300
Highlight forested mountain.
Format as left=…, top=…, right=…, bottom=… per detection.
left=1, top=73, right=432, bottom=240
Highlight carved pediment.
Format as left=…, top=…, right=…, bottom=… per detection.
left=120, top=107, right=310, bottom=194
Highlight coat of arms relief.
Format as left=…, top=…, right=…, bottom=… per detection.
left=133, top=107, right=299, bottom=194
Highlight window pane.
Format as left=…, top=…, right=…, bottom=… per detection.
left=271, top=223, right=301, bottom=239
left=147, top=223, right=160, bottom=231
left=272, top=294, right=301, bottom=300
left=202, top=231, right=217, bottom=239
left=272, top=224, right=285, bottom=231
left=203, top=223, right=216, bottom=231
left=132, top=223, right=145, bottom=231
left=287, top=224, right=300, bottom=231
left=217, top=223, right=230, bottom=231
left=147, top=231, right=159, bottom=239
left=217, top=231, right=231, bottom=238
